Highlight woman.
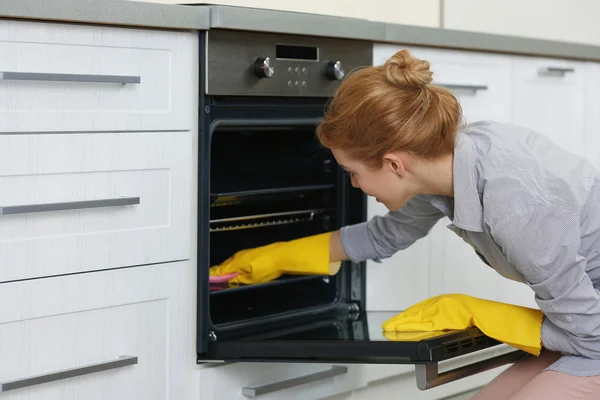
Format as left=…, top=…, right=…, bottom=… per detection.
left=210, top=49, right=600, bottom=398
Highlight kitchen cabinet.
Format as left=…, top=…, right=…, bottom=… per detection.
left=366, top=197, right=432, bottom=311
left=0, top=261, right=191, bottom=400
left=584, top=62, right=600, bottom=169
left=0, top=17, right=197, bottom=400
left=0, top=19, right=196, bottom=132
left=443, top=0, right=600, bottom=46
left=0, top=131, right=193, bottom=282
left=510, top=56, right=586, bottom=158
left=195, top=362, right=367, bottom=400
left=387, top=45, right=513, bottom=124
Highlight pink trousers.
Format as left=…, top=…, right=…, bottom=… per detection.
left=472, top=350, right=600, bottom=400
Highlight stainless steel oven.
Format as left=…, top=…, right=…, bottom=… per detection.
left=195, top=28, right=525, bottom=390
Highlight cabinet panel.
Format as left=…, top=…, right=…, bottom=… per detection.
left=0, top=262, right=190, bottom=400
left=366, top=197, right=431, bottom=311
left=196, top=362, right=366, bottom=400
left=0, top=19, right=197, bottom=132
left=0, top=131, right=192, bottom=282
left=511, top=56, right=585, bottom=158
left=388, top=45, right=513, bottom=124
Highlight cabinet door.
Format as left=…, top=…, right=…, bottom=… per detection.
left=585, top=62, right=600, bottom=168
left=366, top=197, right=431, bottom=311
left=511, top=56, right=586, bottom=158
left=0, top=131, right=192, bottom=282
left=196, top=362, right=366, bottom=400
left=394, top=45, right=513, bottom=124
left=0, top=262, right=190, bottom=400
left=0, top=19, right=197, bottom=132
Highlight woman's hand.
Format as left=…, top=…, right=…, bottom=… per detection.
left=209, top=231, right=342, bottom=285
left=383, top=293, right=544, bottom=355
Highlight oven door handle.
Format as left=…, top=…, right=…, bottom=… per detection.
left=415, top=349, right=527, bottom=390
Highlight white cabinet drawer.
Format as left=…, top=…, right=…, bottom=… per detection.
left=0, top=19, right=197, bottom=132
left=0, top=131, right=192, bottom=282
left=0, top=261, right=190, bottom=400
left=511, top=56, right=585, bottom=158
left=374, top=44, right=512, bottom=123
left=196, top=362, right=366, bottom=400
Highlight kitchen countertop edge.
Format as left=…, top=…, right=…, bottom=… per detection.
left=1, top=1, right=600, bottom=62
left=0, top=0, right=210, bottom=30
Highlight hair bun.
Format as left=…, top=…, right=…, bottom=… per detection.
left=384, top=49, right=433, bottom=89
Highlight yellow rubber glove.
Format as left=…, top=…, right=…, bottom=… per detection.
left=382, top=294, right=543, bottom=356
left=382, top=330, right=449, bottom=342
left=209, top=232, right=340, bottom=285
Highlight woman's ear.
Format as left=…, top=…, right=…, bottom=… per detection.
left=383, top=152, right=407, bottom=177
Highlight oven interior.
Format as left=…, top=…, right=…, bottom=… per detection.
left=207, top=122, right=359, bottom=328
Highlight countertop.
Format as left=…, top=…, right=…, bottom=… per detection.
left=0, top=0, right=210, bottom=30
left=2, top=1, right=600, bottom=62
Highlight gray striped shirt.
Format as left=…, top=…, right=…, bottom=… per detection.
left=341, top=120, right=600, bottom=376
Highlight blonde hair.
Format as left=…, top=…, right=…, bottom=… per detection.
left=316, top=49, right=463, bottom=168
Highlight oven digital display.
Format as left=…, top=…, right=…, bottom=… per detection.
left=276, top=44, right=319, bottom=61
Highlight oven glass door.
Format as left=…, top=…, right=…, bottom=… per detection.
left=200, top=310, right=505, bottom=364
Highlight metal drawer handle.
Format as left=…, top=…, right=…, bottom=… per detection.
left=242, top=365, right=348, bottom=397
left=538, top=67, right=575, bottom=76
left=0, top=196, right=140, bottom=215
left=415, top=350, right=526, bottom=390
left=438, top=83, right=488, bottom=93
left=0, top=355, right=138, bottom=393
left=0, top=71, right=141, bottom=84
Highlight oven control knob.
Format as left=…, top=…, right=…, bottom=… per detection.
left=255, top=57, right=274, bottom=78
left=326, top=61, right=345, bottom=80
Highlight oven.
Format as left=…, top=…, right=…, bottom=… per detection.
left=196, top=29, right=525, bottom=390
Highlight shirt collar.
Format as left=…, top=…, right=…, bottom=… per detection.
left=452, top=132, right=484, bottom=232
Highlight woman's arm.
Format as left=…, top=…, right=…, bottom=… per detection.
left=338, top=195, right=445, bottom=263
left=329, top=230, right=349, bottom=262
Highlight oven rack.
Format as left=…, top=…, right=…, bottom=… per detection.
left=209, top=208, right=329, bottom=232
left=210, top=184, right=335, bottom=207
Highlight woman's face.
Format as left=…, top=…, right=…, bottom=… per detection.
left=331, top=148, right=417, bottom=211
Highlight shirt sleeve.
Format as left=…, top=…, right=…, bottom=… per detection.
left=490, top=204, right=600, bottom=359
left=340, top=196, right=444, bottom=263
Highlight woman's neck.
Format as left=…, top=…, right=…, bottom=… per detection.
left=416, top=153, right=455, bottom=197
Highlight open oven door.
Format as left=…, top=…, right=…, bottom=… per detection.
left=197, top=295, right=527, bottom=390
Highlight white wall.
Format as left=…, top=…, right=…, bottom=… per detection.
left=443, top=0, right=600, bottom=46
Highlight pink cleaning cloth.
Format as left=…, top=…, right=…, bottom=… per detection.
left=209, top=272, right=239, bottom=284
